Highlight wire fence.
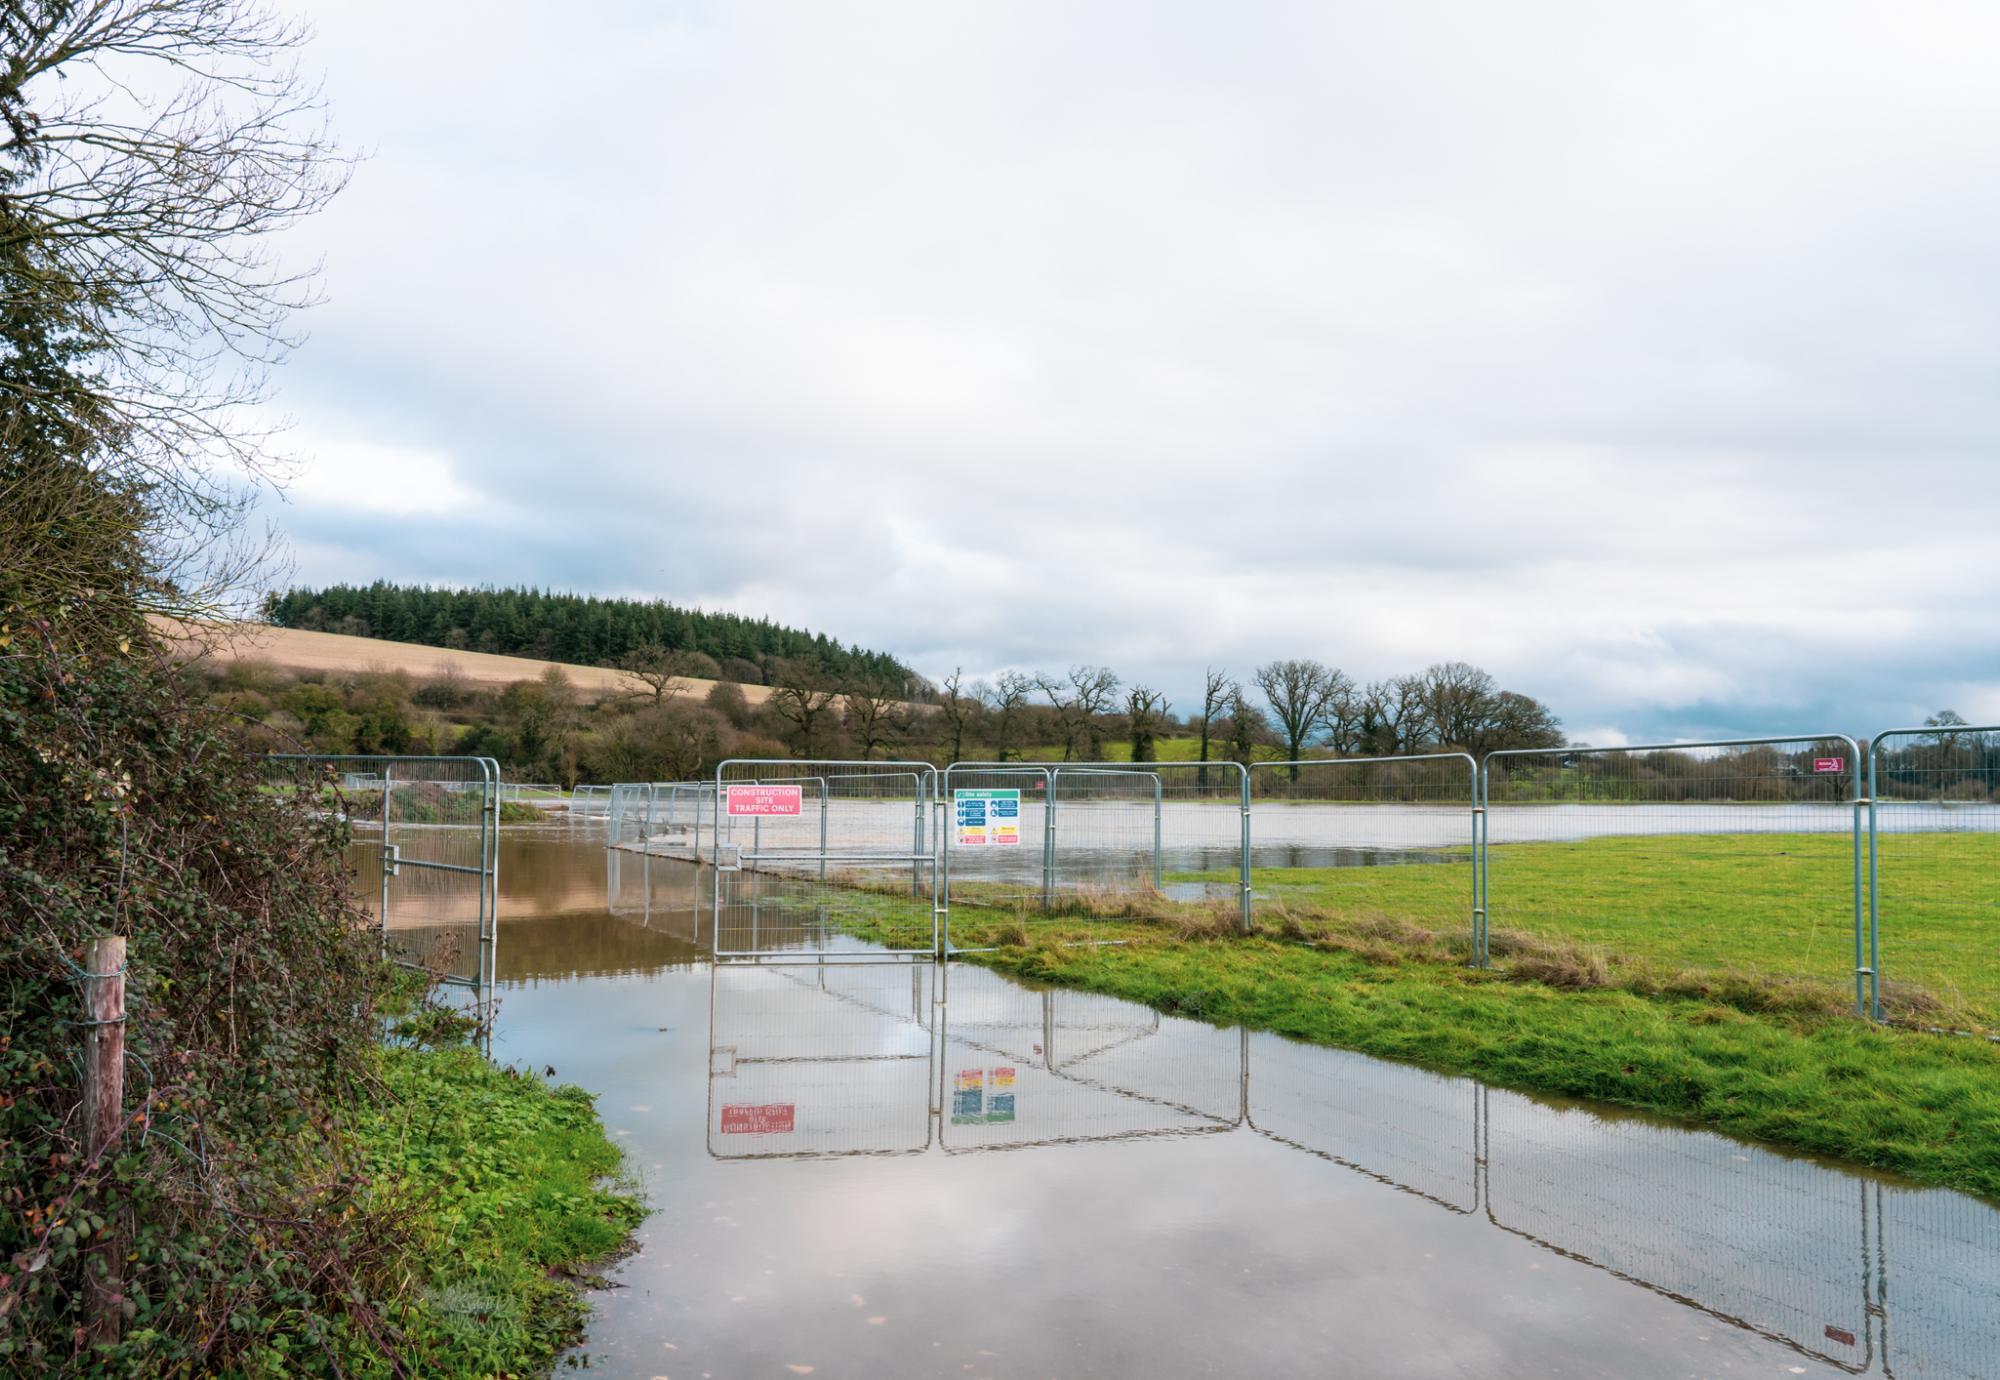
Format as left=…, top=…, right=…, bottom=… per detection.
left=1247, top=754, right=1481, bottom=957
left=262, top=753, right=500, bottom=989
left=508, top=717, right=1997, bottom=1022
left=1868, top=725, right=2000, bottom=1025
left=709, top=758, right=938, bottom=960
left=1482, top=736, right=1868, bottom=1012
left=939, top=760, right=1249, bottom=942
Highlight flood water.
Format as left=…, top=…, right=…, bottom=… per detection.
left=460, top=829, right=2000, bottom=1378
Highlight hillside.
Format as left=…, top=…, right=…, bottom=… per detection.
left=263, top=581, right=916, bottom=690
left=154, top=619, right=774, bottom=706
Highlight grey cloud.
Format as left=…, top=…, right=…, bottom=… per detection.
left=250, top=0, right=2000, bottom=744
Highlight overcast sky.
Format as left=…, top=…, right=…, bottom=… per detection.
left=256, top=1, right=2000, bottom=744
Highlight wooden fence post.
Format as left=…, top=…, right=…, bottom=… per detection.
left=82, top=934, right=126, bottom=1348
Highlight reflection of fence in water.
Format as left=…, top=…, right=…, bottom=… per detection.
left=1873, top=1181, right=2000, bottom=1380
left=604, top=848, right=706, bottom=944
left=707, top=964, right=934, bottom=1158
left=1245, top=1029, right=1480, bottom=1213
left=1484, top=1088, right=1877, bottom=1372
left=940, top=968, right=1242, bottom=1150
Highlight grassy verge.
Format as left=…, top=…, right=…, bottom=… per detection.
left=808, top=879, right=2000, bottom=1204
left=356, top=1011, right=644, bottom=1376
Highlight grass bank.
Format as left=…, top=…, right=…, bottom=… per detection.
left=806, top=876, right=2000, bottom=1204
left=356, top=1007, right=644, bottom=1376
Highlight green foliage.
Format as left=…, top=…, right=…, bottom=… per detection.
left=0, top=608, right=387, bottom=1375
left=266, top=580, right=915, bottom=690
left=357, top=1045, right=644, bottom=1377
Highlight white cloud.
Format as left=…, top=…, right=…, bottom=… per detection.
left=250, top=0, right=2000, bottom=741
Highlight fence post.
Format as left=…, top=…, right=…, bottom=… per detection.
left=1042, top=768, right=1056, bottom=909
left=83, top=934, right=126, bottom=1347
left=1239, top=763, right=1253, bottom=933
left=1152, top=772, right=1163, bottom=891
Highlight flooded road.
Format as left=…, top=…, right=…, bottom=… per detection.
left=468, top=830, right=1999, bottom=1379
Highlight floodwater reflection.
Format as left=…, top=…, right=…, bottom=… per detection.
left=471, top=830, right=1998, bottom=1379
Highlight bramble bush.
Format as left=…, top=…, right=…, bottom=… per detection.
left=0, top=594, right=400, bottom=1375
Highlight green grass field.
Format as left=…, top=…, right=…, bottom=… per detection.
left=1190, top=832, right=1997, bottom=1024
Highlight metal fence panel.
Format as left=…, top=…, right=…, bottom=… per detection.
left=1867, top=726, right=2000, bottom=1027
left=941, top=760, right=1250, bottom=943
left=263, top=754, right=500, bottom=989
left=710, top=759, right=938, bottom=960
left=1248, top=753, right=1481, bottom=958
left=1481, top=736, right=1867, bottom=1013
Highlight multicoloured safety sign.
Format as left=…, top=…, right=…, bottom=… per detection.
left=954, top=788, right=1021, bottom=847
left=951, top=1067, right=1017, bottom=1125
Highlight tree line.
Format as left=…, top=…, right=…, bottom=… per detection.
left=262, top=581, right=916, bottom=690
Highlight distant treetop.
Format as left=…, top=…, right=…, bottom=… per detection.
left=261, top=582, right=918, bottom=690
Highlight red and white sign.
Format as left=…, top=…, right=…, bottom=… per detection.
left=719, top=1102, right=795, bottom=1135
left=1813, top=758, right=1846, bottom=775
left=726, top=784, right=804, bottom=817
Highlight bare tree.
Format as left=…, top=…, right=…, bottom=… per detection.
left=1226, top=688, right=1267, bottom=767
left=1, top=0, right=354, bottom=617
left=1925, top=709, right=1970, bottom=752
left=619, top=643, right=703, bottom=706
left=1197, top=667, right=1234, bottom=764
left=982, top=671, right=1033, bottom=761
left=1126, top=685, right=1170, bottom=762
left=1255, top=659, right=1351, bottom=779
left=1417, top=661, right=1499, bottom=749
left=767, top=659, right=839, bottom=756
left=843, top=681, right=899, bottom=760
left=1035, top=665, right=1121, bottom=760
left=938, top=667, right=978, bottom=763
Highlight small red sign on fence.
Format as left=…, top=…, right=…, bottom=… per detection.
left=1813, top=758, right=1846, bottom=774
left=720, top=1103, right=795, bottom=1134
left=726, top=785, right=804, bottom=817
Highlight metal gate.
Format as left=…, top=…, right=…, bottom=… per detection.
left=265, top=754, right=500, bottom=988
left=710, top=758, right=938, bottom=960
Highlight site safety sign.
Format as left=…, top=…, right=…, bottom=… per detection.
left=727, top=784, right=804, bottom=816
left=954, top=788, right=1021, bottom=847
left=719, top=1103, right=795, bottom=1134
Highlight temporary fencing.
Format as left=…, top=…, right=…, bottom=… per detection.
left=709, top=759, right=938, bottom=960
left=940, top=760, right=1250, bottom=940
left=1482, top=736, right=1868, bottom=1014
left=1868, top=725, right=2000, bottom=1025
left=533, top=724, right=1998, bottom=1022
left=1247, top=754, right=1481, bottom=957
left=263, top=754, right=499, bottom=989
